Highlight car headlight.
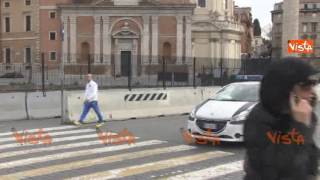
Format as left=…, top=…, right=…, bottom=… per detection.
left=188, top=99, right=210, bottom=122
left=189, top=108, right=196, bottom=121
left=230, top=109, right=252, bottom=124
left=230, top=104, right=256, bottom=124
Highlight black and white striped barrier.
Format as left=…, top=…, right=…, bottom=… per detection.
left=124, top=93, right=167, bottom=102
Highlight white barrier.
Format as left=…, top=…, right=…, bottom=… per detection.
left=27, top=91, right=61, bottom=119
left=65, top=87, right=222, bottom=122
left=0, top=86, right=222, bottom=122
left=0, top=92, right=27, bottom=121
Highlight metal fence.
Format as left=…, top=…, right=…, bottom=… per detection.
left=5, top=54, right=313, bottom=92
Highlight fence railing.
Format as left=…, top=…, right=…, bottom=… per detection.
left=4, top=54, right=309, bottom=92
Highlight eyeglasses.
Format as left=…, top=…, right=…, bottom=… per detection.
left=298, top=79, right=318, bottom=88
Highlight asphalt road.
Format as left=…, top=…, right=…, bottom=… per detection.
left=0, top=115, right=246, bottom=180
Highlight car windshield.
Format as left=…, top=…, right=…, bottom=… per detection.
left=212, top=83, right=259, bottom=102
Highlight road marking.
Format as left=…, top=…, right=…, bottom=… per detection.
left=166, top=160, right=243, bottom=180
left=0, top=132, right=100, bottom=150
left=0, top=142, right=192, bottom=178
left=0, top=139, right=102, bottom=159
left=0, top=126, right=76, bottom=137
left=67, top=151, right=233, bottom=180
left=0, top=128, right=96, bottom=143
left=0, top=140, right=161, bottom=170
left=0, top=131, right=127, bottom=159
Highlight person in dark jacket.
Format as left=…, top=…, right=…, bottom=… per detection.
left=244, top=59, right=319, bottom=180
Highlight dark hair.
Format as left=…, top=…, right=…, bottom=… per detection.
left=260, top=58, right=317, bottom=116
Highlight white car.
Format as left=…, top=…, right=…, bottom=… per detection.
left=187, top=82, right=260, bottom=142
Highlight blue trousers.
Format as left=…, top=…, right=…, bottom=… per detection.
left=79, top=101, right=104, bottom=123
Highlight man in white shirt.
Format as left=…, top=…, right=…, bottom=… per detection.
left=73, top=74, right=104, bottom=127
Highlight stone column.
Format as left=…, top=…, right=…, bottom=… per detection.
left=185, top=16, right=192, bottom=64
left=210, top=39, right=216, bottom=64
left=151, top=16, right=159, bottom=64
left=102, top=16, right=111, bottom=65
left=282, top=0, right=299, bottom=57
left=214, top=40, right=220, bottom=67
left=217, top=40, right=221, bottom=59
left=220, top=39, right=225, bottom=73
left=94, top=16, right=101, bottom=63
left=231, top=40, right=236, bottom=68
left=224, top=41, right=229, bottom=68
left=238, top=42, right=241, bottom=59
left=236, top=41, right=241, bottom=68
left=176, top=16, right=183, bottom=64
left=142, top=16, right=150, bottom=65
left=69, top=16, right=77, bottom=63
left=132, top=39, right=138, bottom=77
left=115, top=39, right=121, bottom=76
left=234, top=40, right=237, bottom=68
left=61, top=16, right=69, bottom=63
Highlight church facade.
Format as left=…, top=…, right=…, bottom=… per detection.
left=55, top=0, right=195, bottom=82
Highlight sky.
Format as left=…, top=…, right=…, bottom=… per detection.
left=234, top=0, right=283, bottom=28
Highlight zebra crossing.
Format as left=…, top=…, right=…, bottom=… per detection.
left=0, top=125, right=244, bottom=180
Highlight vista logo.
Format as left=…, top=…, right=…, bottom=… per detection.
left=288, top=40, right=313, bottom=54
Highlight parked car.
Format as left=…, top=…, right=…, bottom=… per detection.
left=0, top=72, right=24, bottom=78
left=187, top=81, right=260, bottom=142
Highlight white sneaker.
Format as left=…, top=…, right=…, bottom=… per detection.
left=96, top=122, right=105, bottom=128
left=73, top=121, right=82, bottom=126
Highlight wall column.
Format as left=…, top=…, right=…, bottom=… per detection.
left=132, top=39, right=138, bottom=77
left=69, top=16, right=77, bottom=63
left=61, top=16, right=69, bottom=63
left=115, top=39, right=121, bottom=76
left=142, top=16, right=150, bottom=65
left=94, top=16, right=102, bottom=63
left=176, top=16, right=183, bottom=64
left=151, top=16, right=158, bottom=64
left=185, top=16, right=192, bottom=64
left=102, top=16, right=111, bottom=65
left=210, top=39, right=215, bottom=65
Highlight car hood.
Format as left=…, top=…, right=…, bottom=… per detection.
left=195, top=100, right=254, bottom=120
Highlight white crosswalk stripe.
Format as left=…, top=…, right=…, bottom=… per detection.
left=0, top=132, right=99, bottom=150
left=167, top=160, right=244, bottom=180
left=0, top=125, right=248, bottom=180
left=0, top=128, right=96, bottom=143
left=0, top=126, right=76, bottom=137
left=0, top=139, right=105, bottom=159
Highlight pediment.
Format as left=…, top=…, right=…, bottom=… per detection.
left=112, top=22, right=140, bottom=37
left=113, top=30, right=139, bottom=37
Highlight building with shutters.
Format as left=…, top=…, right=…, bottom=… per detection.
left=0, top=0, right=40, bottom=64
